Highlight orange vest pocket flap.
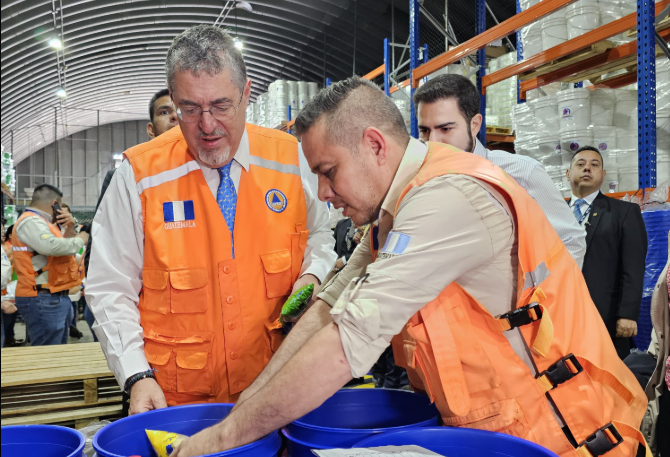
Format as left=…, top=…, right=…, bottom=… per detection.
left=176, top=347, right=210, bottom=370
left=145, top=341, right=172, bottom=365
left=170, top=269, right=208, bottom=290
left=144, top=270, right=169, bottom=290
left=260, top=250, right=292, bottom=274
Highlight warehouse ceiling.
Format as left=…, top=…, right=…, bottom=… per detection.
left=1, top=0, right=515, bottom=164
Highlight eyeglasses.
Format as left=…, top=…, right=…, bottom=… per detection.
left=176, top=94, right=243, bottom=123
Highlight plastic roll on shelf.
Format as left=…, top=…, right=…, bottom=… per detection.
left=613, top=89, right=638, bottom=129
left=560, top=127, right=594, bottom=168
left=599, top=0, right=623, bottom=25
left=541, top=14, right=568, bottom=51
left=287, top=81, right=299, bottom=112
left=515, top=138, right=542, bottom=160
left=531, top=94, right=559, bottom=134
left=616, top=148, right=639, bottom=169
left=513, top=103, right=535, bottom=141
left=297, top=81, right=310, bottom=110
left=618, top=166, right=639, bottom=192
left=592, top=125, right=617, bottom=152
left=566, top=5, right=600, bottom=40
left=557, top=88, right=591, bottom=132
left=658, top=109, right=670, bottom=148
left=657, top=58, right=670, bottom=111
left=307, top=82, right=319, bottom=101
left=540, top=150, right=563, bottom=168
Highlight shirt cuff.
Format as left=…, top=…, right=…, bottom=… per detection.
left=114, top=349, right=151, bottom=388
left=301, top=261, right=331, bottom=284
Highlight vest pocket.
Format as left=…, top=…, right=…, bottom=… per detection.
left=264, top=320, right=284, bottom=355
left=169, top=269, right=208, bottom=314
left=144, top=332, right=216, bottom=396
left=442, top=399, right=536, bottom=442
left=260, top=250, right=292, bottom=298
left=142, top=270, right=170, bottom=314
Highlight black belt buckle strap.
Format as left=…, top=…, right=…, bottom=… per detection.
left=537, top=353, right=583, bottom=388
left=499, top=302, right=543, bottom=329
left=579, top=423, right=623, bottom=456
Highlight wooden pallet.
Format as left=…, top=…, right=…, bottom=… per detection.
left=519, top=41, right=616, bottom=81
left=486, top=126, right=512, bottom=135
left=1, top=343, right=123, bottom=428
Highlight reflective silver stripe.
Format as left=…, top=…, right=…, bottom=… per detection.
left=523, top=261, right=550, bottom=291
left=249, top=155, right=300, bottom=176
left=12, top=246, right=29, bottom=251
left=136, top=160, right=200, bottom=194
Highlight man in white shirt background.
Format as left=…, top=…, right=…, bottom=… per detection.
left=567, top=146, right=647, bottom=359
left=414, top=74, right=586, bottom=268
left=86, top=25, right=336, bottom=415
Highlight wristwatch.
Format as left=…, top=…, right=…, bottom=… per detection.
left=124, top=369, right=156, bottom=394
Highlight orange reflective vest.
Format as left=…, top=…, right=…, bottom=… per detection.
left=11, top=211, right=82, bottom=298
left=125, top=124, right=308, bottom=405
left=377, top=143, right=648, bottom=457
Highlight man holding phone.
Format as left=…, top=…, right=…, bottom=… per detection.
left=11, top=184, right=89, bottom=346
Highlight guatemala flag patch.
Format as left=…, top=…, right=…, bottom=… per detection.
left=163, top=200, right=195, bottom=222
left=380, top=231, right=411, bottom=256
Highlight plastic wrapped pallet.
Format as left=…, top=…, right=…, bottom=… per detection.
left=1, top=145, right=17, bottom=225
left=257, top=92, right=268, bottom=128
left=392, top=99, right=411, bottom=134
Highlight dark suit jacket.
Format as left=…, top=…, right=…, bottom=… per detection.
left=580, top=192, right=648, bottom=336
left=84, top=169, right=116, bottom=276
left=333, top=218, right=356, bottom=261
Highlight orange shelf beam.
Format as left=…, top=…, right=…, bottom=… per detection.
left=412, top=0, right=580, bottom=86
left=389, top=79, right=410, bottom=94
left=363, top=64, right=385, bottom=81
left=519, top=27, right=670, bottom=97
left=483, top=0, right=670, bottom=94
left=591, top=71, right=638, bottom=89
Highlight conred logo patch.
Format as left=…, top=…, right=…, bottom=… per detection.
left=265, top=189, right=287, bottom=213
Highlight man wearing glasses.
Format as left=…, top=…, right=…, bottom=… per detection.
left=86, top=25, right=336, bottom=413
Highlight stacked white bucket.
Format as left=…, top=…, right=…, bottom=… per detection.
left=486, top=52, right=517, bottom=130
left=1, top=145, right=17, bottom=225
left=519, top=0, right=634, bottom=61
left=247, top=80, right=322, bottom=128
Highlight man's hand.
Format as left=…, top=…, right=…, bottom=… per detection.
left=76, top=231, right=90, bottom=246
left=56, top=209, right=76, bottom=229
left=291, top=273, right=320, bottom=295
left=171, top=424, right=226, bottom=457
left=129, top=377, right=167, bottom=415
left=335, top=258, right=345, bottom=270
left=616, top=318, right=638, bottom=338
left=353, top=230, right=363, bottom=245
left=1, top=300, right=17, bottom=314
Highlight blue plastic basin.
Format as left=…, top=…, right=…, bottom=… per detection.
left=282, top=428, right=330, bottom=457
left=93, top=403, right=281, bottom=457
left=286, top=389, right=439, bottom=452
left=355, top=427, right=559, bottom=457
left=1, top=425, right=85, bottom=457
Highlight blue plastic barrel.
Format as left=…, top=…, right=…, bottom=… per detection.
left=93, top=403, right=281, bottom=457
left=1, top=425, right=85, bottom=457
left=355, top=427, right=559, bottom=457
left=284, top=389, right=439, bottom=455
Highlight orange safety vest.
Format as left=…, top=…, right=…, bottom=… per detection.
left=125, top=124, right=308, bottom=405
left=373, top=142, right=648, bottom=457
left=11, top=211, right=82, bottom=298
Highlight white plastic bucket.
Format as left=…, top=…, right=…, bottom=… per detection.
left=515, top=139, right=541, bottom=159
left=560, top=128, right=594, bottom=168
left=532, top=95, right=559, bottom=133
left=601, top=170, right=619, bottom=193
left=557, top=88, right=591, bottom=132
left=617, top=129, right=637, bottom=150
left=592, top=126, right=617, bottom=152
left=657, top=59, right=670, bottom=111
left=616, top=149, right=639, bottom=168
left=613, top=90, right=638, bottom=129
left=521, top=22, right=543, bottom=59
left=618, top=167, right=639, bottom=192
left=297, top=82, right=310, bottom=110
left=590, top=89, right=615, bottom=126
left=657, top=109, right=670, bottom=147
left=541, top=16, right=568, bottom=51
left=541, top=151, right=563, bottom=168
left=538, top=137, right=561, bottom=156
left=287, top=81, right=299, bottom=111
left=566, top=6, right=600, bottom=40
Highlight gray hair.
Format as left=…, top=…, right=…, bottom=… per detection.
left=294, top=77, right=409, bottom=152
left=166, top=25, right=247, bottom=92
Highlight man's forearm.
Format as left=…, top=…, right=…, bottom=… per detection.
left=218, top=323, right=351, bottom=450
left=233, top=299, right=333, bottom=410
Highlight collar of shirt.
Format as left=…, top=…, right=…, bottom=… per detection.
left=380, top=137, right=429, bottom=216
left=473, top=137, right=489, bottom=159
left=26, top=207, right=52, bottom=222
left=570, top=189, right=599, bottom=207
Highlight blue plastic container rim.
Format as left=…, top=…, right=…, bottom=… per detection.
left=92, top=403, right=281, bottom=457
left=1, top=424, right=86, bottom=457
left=281, top=428, right=330, bottom=451
left=354, top=427, right=559, bottom=456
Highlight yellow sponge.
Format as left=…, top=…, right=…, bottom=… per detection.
left=145, top=429, right=188, bottom=457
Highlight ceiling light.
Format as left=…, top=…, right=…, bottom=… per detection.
left=235, top=1, right=253, bottom=13
left=55, top=87, right=67, bottom=98
left=234, top=38, right=243, bottom=50
left=48, top=38, right=62, bottom=49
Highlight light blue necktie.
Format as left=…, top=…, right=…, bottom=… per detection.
left=217, top=162, right=237, bottom=257
left=572, top=198, right=586, bottom=225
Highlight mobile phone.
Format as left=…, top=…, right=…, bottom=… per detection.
left=52, top=201, right=62, bottom=228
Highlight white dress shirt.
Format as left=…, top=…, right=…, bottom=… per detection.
left=569, top=190, right=600, bottom=226
left=86, top=128, right=336, bottom=387
left=1, top=246, right=11, bottom=290
left=474, top=139, right=587, bottom=268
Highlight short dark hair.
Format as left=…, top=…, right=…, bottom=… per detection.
left=413, top=74, right=480, bottom=125
left=294, top=76, right=409, bottom=151
left=5, top=224, right=14, bottom=239
left=31, top=184, right=63, bottom=205
left=571, top=146, right=603, bottom=165
left=149, top=88, right=171, bottom=124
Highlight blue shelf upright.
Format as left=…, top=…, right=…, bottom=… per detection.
left=384, top=38, right=391, bottom=96
left=637, top=0, right=657, bottom=188
left=516, top=0, right=525, bottom=104
left=476, top=0, right=487, bottom=145
left=409, top=0, right=420, bottom=138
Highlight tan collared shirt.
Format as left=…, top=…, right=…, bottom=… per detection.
left=318, top=138, right=537, bottom=380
